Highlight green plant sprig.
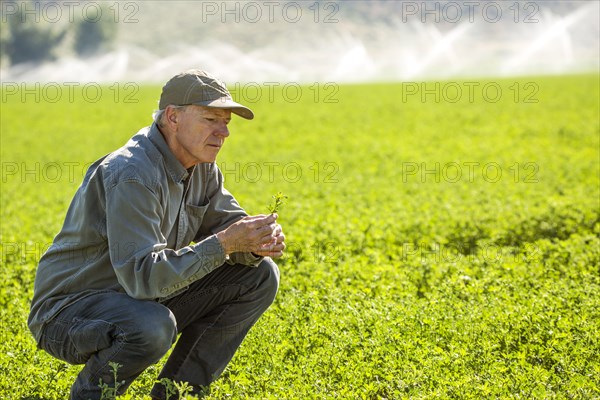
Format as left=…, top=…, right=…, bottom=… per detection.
left=267, top=192, right=288, bottom=214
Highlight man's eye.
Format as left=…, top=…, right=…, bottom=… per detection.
left=203, top=116, right=229, bottom=124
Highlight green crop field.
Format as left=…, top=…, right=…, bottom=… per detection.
left=1, top=75, right=599, bottom=399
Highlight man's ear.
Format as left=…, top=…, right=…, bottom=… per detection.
left=165, top=106, right=178, bottom=126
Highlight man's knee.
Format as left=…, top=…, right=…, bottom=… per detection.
left=256, top=257, right=280, bottom=306
left=127, top=302, right=177, bottom=360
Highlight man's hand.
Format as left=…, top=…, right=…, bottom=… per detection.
left=216, top=214, right=286, bottom=258
left=253, top=220, right=286, bottom=258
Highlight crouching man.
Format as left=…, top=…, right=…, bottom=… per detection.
left=28, top=69, right=285, bottom=399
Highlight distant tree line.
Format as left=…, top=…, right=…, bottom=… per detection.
left=0, top=0, right=117, bottom=66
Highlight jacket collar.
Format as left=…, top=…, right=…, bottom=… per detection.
left=147, top=123, right=191, bottom=184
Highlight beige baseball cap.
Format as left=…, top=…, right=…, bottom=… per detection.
left=159, top=69, right=254, bottom=120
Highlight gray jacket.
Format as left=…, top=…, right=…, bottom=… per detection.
left=28, top=124, right=261, bottom=343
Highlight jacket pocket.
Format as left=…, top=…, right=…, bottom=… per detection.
left=68, top=318, right=123, bottom=363
left=185, top=201, right=210, bottom=243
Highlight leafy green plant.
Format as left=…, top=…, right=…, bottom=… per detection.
left=158, top=377, right=195, bottom=399
left=267, top=192, right=288, bottom=214
left=98, top=362, right=124, bottom=400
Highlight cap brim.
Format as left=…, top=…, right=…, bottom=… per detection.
left=193, top=98, right=254, bottom=120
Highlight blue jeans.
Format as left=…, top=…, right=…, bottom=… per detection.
left=38, top=258, right=279, bottom=399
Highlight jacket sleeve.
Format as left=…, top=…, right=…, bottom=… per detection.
left=105, top=179, right=228, bottom=300
left=197, top=165, right=263, bottom=267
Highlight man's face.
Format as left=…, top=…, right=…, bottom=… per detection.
left=169, top=105, right=232, bottom=168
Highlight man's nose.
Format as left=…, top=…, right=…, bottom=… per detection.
left=216, top=123, right=229, bottom=137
